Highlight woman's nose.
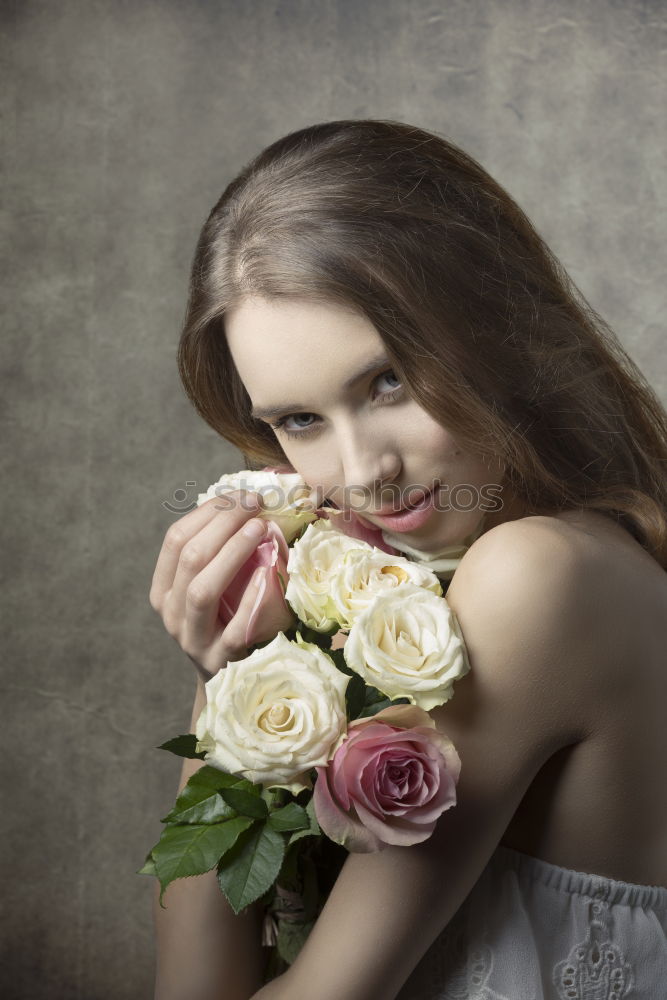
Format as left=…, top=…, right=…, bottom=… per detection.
left=339, top=436, right=402, bottom=508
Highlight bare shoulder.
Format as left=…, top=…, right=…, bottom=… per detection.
left=440, top=514, right=600, bottom=749
left=448, top=510, right=665, bottom=689
left=453, top=512, right=586, bottom=589
left=448, top=514, right=591, bottom=659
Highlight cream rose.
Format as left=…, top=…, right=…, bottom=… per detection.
left=194, top=632, right=350, bottom=794
left=285, top=518, right=371, bottom=631
left=330, top=548, right=443, bottom=630
left=343, top=584, right=470, bottom=710
left=196, top=469, right=316, bottom=543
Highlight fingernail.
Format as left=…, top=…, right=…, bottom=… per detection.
left=245, top=491, right=263, bottom=510
left=243, top=517, right=267, bottom=539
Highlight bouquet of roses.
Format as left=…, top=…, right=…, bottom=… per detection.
left=140, top=469, right=470, bottom=981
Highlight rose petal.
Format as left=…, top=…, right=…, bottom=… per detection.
left=244, top=522, right=292, bottom=647
left=352, top=797, right=437, bottom=846
left=313, top=765, right=383, bottom=852
left=349, top=704, right=436, bottom=732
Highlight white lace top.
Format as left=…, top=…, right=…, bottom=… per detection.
left=396, top=843, right=667, bottom=1000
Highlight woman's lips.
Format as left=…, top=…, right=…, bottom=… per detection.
left=356, top=489, right=436, bottom=533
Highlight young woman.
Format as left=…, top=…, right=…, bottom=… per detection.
left=149, top=120, right=667, bottom=1000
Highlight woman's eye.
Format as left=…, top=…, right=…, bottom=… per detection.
left=270, top=368, right=403, bottom=440
left=284, top=413, right=317, bottom=431
left=375, top=369, right=402, bottom=395
left=270, top=412, right=318, bottom=439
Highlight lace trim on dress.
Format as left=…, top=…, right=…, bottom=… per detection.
left=396, top=844, right=667, bottom=1000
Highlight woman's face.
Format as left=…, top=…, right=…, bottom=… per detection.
left=225, top=296, right=509, bottom=550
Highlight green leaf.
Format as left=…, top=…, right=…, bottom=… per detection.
left=220, top=787, right=268, bottom=819
left=276, top=840, right=302, bottom=889
left=268, top=802, right=309, bottom=833
left=345, top=673, right=366, bottom=719
left=363, top=683, right=390, bottom=706
left=217, top=822, right=286, bottom=914
left=262, top=786, right=291, bottom=811
left=287, top=795, right=320, bottom=845
left=137, top=851, right=158, bottom=877
left=305, top=795, right=321, bottom=835
left=358, top=690, right=411, bottom=719
left=153, top=817, right=255, bottom=906
left=328, top=647, right=350, bottom=673
left=157, top=734, right=206, bottom=759
left=326, top=650, right=366, bottom=717
left=161, top=766, right=245, bottom=825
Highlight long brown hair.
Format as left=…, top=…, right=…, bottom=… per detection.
left=177, top=119, right=667, bottom=568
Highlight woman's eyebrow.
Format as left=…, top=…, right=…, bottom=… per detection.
left=250, top=353, right=392, bottom=420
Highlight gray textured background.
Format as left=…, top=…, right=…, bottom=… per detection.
left=3, top=1, right=666, bottom=997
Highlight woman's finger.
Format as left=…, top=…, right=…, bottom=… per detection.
left=149, top=498, right=221, bottom=610
left=149, top=491, right=260, bottom=610
left=169, top=500, right=265, bottom=617
left=179, top=516, right=269, bottom=646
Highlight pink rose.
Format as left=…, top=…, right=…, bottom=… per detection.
left=319, top=506, right=399, bottom=555
left=218, top=520, right=295, bottom=649
left=313, top=704, right=461, bottom=852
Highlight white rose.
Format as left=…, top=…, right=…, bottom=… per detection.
left=330, top=548, right=443, bottom=630
left=344, top=584, right=470, bottom=711
left=197, top=469, right=316, bottom=543
left=194, top=631, right=349, bottom=794
left=285, top=518, right=371, bottom=631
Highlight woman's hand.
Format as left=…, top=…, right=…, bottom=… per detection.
left=149, top=490, right=296, bottom=684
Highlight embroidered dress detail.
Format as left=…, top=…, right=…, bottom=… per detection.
left=396, top=845, right=667, bottom=1000
left=553, top=897, right=633, bottom=1000
left=435, top=926, right=509, bottom=1000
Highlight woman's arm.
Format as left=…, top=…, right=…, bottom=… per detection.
left=148, top=491, right=297, bottom=1000
left=251, top=517, right=594, bottom=1000
left=152, top=678, right=267, bottom=1000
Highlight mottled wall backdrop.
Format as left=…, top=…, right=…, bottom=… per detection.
left=3, top=0, right=665, bottom=996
